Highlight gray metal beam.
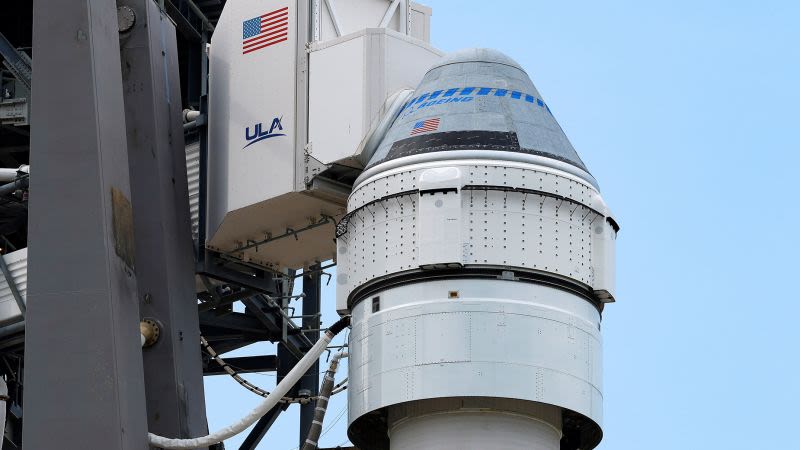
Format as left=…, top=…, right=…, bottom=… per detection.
left=23, top=0, right=148, bottom=447
left=164, top=0, right=202, bottom=42
left=199, top=310, right=276, bottom=336
left=243, top=295, right=314, bottom=359
left=203, top=355, right=278, bottom=376
left=0, top=32, right=31, bottom=90
left=238, top=403, right=287, bottom=450
left=118, top=0, right=209, bottom=443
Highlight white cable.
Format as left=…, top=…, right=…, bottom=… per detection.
left=149, top=330, right=334, bottom=449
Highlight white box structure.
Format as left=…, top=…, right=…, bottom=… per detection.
left=207, top=0, right=439, bottom=269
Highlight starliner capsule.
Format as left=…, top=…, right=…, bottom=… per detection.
left=336, top=48, right=619, bottom=450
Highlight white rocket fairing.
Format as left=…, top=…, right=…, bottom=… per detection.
left=336, top=49, right=618, bottom=450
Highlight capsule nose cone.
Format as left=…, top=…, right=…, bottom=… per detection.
left=429, top=47, right=526, bottom=71
left=366, top=48, right=594, bottom=185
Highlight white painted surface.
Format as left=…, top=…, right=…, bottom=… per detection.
left=0, top=248, right=27, bottom=326
left=206, top=2, right=439, bottom=269
left=389, top=412, right=560, bottom=450
left=208, top=0, right=298, bottom=237
left=336, top=157, right=615, bottom=311
left=347, top=279, right=603, bottom=428
left=314, top=0, right=431, bottom=42
left=308, top=29, right=442, bottom=166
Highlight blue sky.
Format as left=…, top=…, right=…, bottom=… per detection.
left=205, top=1, right=800, bottom=448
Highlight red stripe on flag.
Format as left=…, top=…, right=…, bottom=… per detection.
left=242, top=34, right=288, bottom=54
left=242, top=6, right=289, bottom=55
left=243, top=21, right=289, bottom=44
left=243, top=27, right=289, bottom=49
left=260, top=6, right=288, bottom=19
left=260, top=13, right=289, bottom=29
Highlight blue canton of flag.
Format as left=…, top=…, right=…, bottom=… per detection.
left=243, top=17, right=261, bottom=39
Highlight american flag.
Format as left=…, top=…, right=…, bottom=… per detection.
left=410, top=118, right=440, bottom=135
left=242, top=6, right=289, bottom=55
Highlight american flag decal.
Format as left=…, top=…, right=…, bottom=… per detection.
left=411, top=118, right=440, bottom=135
left=242, top=6, right=289, bottom=55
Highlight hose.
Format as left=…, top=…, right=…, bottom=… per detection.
left=331, top=377, right=348, bottom=395
left=201, top=335, right=315, bottom=404
left=301, top=352, right=348, bottom=450
left=201, top=336, right=272, bottom=398
left=148, top=316, right=351, bottom=449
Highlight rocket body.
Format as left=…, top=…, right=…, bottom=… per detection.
left=336, top=49, right=617, bottom=450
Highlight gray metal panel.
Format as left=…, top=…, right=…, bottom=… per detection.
left=119, top=0, right=210, bottom=442
left=24, top=0, right=148, bottom=447
left=0, top=31, right=32, bottom=89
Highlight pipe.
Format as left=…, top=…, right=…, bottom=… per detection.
left=182, top=109, right=200, bottom=123
left=200, top=335, right=272, bottom=398
left=0, top=321, right=24, bottom=339
left=0, top=165, right=28, bottom=183
left=301, top=352, right=348, bottom=450
left=148, top=316, right=351, bottom=449
left=331, top=377, right=348, bottom=395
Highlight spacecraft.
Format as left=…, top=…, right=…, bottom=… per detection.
left=335, top=48, right=618, bottom=450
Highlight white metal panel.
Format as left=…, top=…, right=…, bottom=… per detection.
left=207, top=3, right=439, bottom=270
left=308, top=29, right=442, bottom=167
left=308, top=33, right=367, bottom=165
left=315, top=0, right=416, bottom=41
left=347, top=279, right=604, bottom=428
left=208, top=0, right=298, bottom=236
left=417, top=167, right=463, bottom=267
left=336, top=158, right=607, bottom=311
left=408, top=2, right=432, bottom=42
left=591, top=201, right=617, bottom=301
left=0, top=249, right=27, bottom=327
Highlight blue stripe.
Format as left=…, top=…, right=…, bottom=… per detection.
left=402, top=88, right=552, bottom=114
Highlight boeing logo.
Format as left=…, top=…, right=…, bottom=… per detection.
left=243, top=117, right=286, bottom=149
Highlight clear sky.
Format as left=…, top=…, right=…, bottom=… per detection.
left=204, top=1, right=800, bottom=448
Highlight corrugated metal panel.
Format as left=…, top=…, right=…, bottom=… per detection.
left=186, top=140, right=200, bottom=240
left=0, top=248, right=27, bottom=326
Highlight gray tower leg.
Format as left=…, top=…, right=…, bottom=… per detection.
left=23, top=0, right=148, bottom=448
left=118, top=0, right=210, bottom=443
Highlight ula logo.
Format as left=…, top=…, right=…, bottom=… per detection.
left=244, top=117, right=286, bottom=149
